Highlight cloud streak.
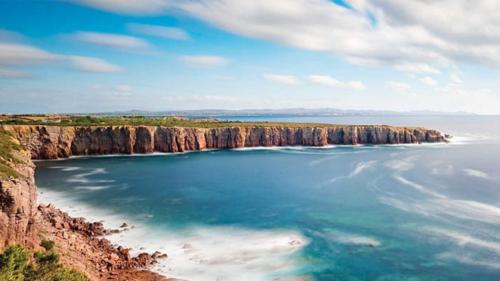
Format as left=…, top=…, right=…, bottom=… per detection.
left=72, top=31, right=150, bottom=49
left=264, top=74, right=300, bottom=85
left=68, top=56, right=122, bottom=73
left=181, top=55, right=228, bottom=67
left=308, top=74, right=365, bottom=90
left=128, top=23, right=190, bottom=40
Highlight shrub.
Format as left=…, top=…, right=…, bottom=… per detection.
left=0, top=245, right=89, bottom=281
left=0, top=245, right=29, bottom=281
left=40, top=240, right=55, bottom=251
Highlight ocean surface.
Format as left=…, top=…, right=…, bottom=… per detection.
left=35, top=115, right=500, bottom=281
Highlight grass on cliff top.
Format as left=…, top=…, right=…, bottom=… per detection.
left=0, top=129, right=24, bottom=179
left=0, top=243, right=89, bottom=281
left=0, top=115, right=405, bottom=129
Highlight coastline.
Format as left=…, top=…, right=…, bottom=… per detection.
left=1, top=122, right=449, bottom=280
left=37, top=187, right=310, bottom=281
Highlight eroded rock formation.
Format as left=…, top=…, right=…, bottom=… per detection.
left=2, top=125, right=447, bottom=159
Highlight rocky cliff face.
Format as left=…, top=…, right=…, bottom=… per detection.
left=0, top=136, right=38, bottom=250
left=2, top=125, right=446, bottom=159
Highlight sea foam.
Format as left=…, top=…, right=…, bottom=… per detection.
left=37, top=189, right=310, bottom=281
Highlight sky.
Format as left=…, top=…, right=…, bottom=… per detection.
left=1, top=0, right=500, bottom=114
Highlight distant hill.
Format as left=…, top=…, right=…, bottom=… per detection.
left=84, top=108, right=476, bottom=117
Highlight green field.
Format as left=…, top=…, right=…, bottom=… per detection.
left=0, top=115, right=399, bottom=129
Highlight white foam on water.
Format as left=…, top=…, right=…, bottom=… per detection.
left=320, top=230, right=381, bottom=247
left=463, top=168, right=490, bottom=179
left=37, top=189, right=310, bottom=281
left=393, top=175, right=446, bottom=199
left=349, top=160, right=377, bottom=177
left=74, top=185, right=113, bottom=191
left=379, top=193, right=500, bottom=225
left=425, top=228, right=500, bottom=254
left=437, top=252, right=500, bottom=270
left=384, top=155, right=418, bottom=172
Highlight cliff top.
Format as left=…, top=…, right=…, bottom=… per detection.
left=0, top=115, right=418, bottom=129
left=0, top=129, right=25, bottom=179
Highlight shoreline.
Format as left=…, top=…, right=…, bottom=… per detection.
left=31, top=136, right=468, bottom=163
left=37, top=187, right=310, bottom=281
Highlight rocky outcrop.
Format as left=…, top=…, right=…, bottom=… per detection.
left=2, top=125, right=447, bottom=159
left=0, top=137, right=38, bottom=250
left=37, top=204, right=164, bottom=280
left=0, top=129, right=167, bottom=280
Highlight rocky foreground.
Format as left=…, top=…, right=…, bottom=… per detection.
left=0, top=128, right=169, bottom=280
left=0, top=123, right=447, bottom=280
left=3, top=124, right=446, bottom=159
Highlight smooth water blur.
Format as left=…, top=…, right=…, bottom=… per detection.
left=35, top=115, right=500, bottom=280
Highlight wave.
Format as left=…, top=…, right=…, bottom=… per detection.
left=37, top=189, right=310, bottom=281
left=350, top=160, right=377, bottom=177
left=379, top=194, right=500, bottom=225
left=320, top=230, right=381, bottom=247
left=463, top=168, right=490, bottom=179
left=74, top=185, right=113, bottom=191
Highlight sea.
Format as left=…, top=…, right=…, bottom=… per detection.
left=35, top=115, right=500, bottom=281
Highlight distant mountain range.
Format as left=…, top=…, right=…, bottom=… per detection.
left=86, top=108, right=476, bottom=117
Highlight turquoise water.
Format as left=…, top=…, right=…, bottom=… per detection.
left=35, top=116, right=500, bottom=280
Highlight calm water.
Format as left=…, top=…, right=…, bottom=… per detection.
left=35, top=116, right=500, bottom=281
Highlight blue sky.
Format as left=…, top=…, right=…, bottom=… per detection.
left=1, top=0, right=500, bottom=114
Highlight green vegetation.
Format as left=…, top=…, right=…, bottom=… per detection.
left=0, top=129, right=24, bottom=180
left=0, top=243, right=89, bottom=281
left=40, top=240, right=55, bottom=252
left=0, top=114, right=394, bottom=129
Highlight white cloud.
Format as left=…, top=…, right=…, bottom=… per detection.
left=0, top=67, right=29, bottom=79
left=419, top=76, right=437, bottom=87
left=264, top=74, right=300, bottom=85
left=178, top=0, right=500, bottom=71
left=0, top=41, right=122, bottom=75
left=128, top=23, right=189, bottom=40
left=71, top=0, right=172, bottom=15
left=70, top=0, right=500, bottom=70
left=112, top=84, right=133, bottom=96
left=180, top=55, right=228, bottom=66
left=450, top=73, right=463, bottom=84
left=0, top=43, right=58, bottom=65
left=385, top=81, right=411, bottom=93
left=67, top=56, right=122, bottom=73
left=308, top=74, right=365, bottom=90
left=393, top=63, right=441, bottom=74
left=72, top=31, right=150, bottom=49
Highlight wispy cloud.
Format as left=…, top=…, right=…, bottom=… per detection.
left=67, top=56, right=122, bottom=73
left=385, top=81, right=412, bottom=93
left=307, top=74, right=365, bottom=90
left=419, top=76, right=438, bottom=86
left=264, top=74, right=300, bottom=85
left=72, top=31, right=150, bottom=49
left=71, top=0, right=172, bottom=15
left=0, top=67, right=30, bottom=79
left=450, top=73, right=463, bottom=84
left=0, top=40, right=122, bottom=75
left=72, top=0, right=500, bottom=70
left=0, top=42, right=58, bottom=65
left=180, top=55, right=228, bottom=67
left=394, top=63, right=441, bottom=74
left=128, top=23, right=189, bottom=40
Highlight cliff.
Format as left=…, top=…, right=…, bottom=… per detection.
left=0, top=128, right=167, bottom=280
left=0, top=123, right=446, bottom=280
left=0, top=131, right=38, bottom=250
left=1, top=125, right=446, bottom=159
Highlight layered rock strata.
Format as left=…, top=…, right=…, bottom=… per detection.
left=2, top=125, right=446, bottom=159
